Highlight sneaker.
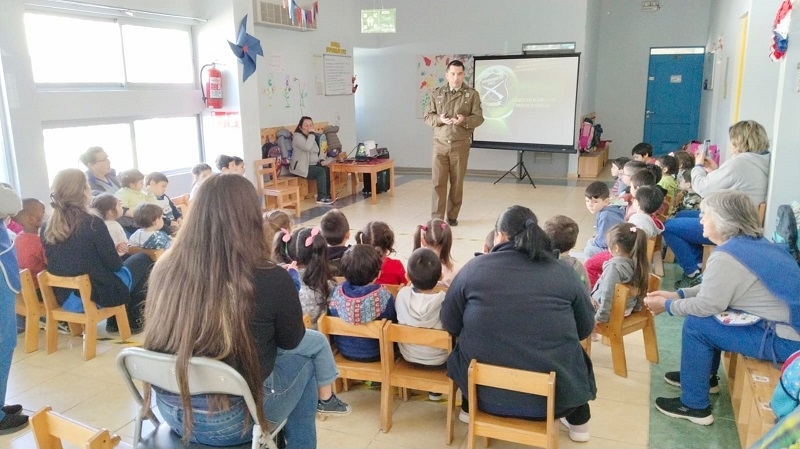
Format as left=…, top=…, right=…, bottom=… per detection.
left=428, top=393, right=443, bottom=401
left=1, top=405, right=22, bottom=416
left=105, top=319, right=119, bottom=334
left=674, top=273, right=702, bottom=289
left=0, top=413, right=28, bottom=435
left=655, top=397, right=714, bottom=425
left=559, top=417, right=590, bottom=442
left=663, top=371, right=720, bottom=394
left=458, top=409, right=469, bottom=424
left=57, top=322, right=71, bottom=335
left=316, top=196, right=334, bottom=205
left=317, top=394, right=351, bottom=415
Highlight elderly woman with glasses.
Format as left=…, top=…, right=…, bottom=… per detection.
left=645, top=189, right=800, bottom=426
left=80, top=146, right=120, bottom=196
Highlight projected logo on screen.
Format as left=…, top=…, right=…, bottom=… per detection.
left=476, top=65, right=517, bottom=119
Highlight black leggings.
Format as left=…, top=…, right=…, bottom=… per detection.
left=461, top=396, right=591, bottom=426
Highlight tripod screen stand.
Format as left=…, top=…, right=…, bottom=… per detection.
left=493, top=150, right=536, bottom=187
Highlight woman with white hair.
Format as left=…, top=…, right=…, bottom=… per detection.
left=645, top=190, right=800, bottom=426
left=664, top=120, right=771, bottom=288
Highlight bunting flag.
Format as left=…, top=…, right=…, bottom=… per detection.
left=283, top=0, right=317, bottom=28
left=771, top=0, right=793, bottom=61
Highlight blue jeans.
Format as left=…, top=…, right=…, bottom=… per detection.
left=679, top=316, right=800, bottom=409
left=0, top=284, right=15, bottom=422
left=157, top=353, right=318, bottom=448
left=663, top=210, right=711, bottom=274
left=278, top=329, right=338, bottom=387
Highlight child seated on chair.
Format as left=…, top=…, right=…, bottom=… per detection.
left=584, top=181, right=624, bottom=258
left=585, top=186, right=665, bottom=289
left=544, top=215, right=590, bottom=293
left=655, top=155, right=679, bottom=207
left=395, top=247, right=447, bottom=361
left=145, top=172, right=182, bottom=233
left=673, top=170, right=702, bottom=215
left=13, top=198, right=47, bottom=286
left=413, top=219, right=458, bottom=287
left=612, top=160, right=647, bottom=207
left=631, top=142, right=656, bottom=165
left=189, top=163, right=213, bottom=201
left=327, top=244, right=396, bottom=362
left=91, top=194, right=129, bottom=257
left=114, top=169, right=156, bottom=218
left=355, top=221, right=406, bottom=285
left=320, top=209, right=351, bottom=277
left=128, top=203, right=171, bottom=250
left=591, top=224, right=650, bottom=324
left=610, top=157, right=630, bottom=198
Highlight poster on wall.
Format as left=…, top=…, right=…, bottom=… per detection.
left=416, top=54, right=474, bottom=118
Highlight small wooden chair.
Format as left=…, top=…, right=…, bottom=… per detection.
left=31, top=405, right=128, bottom=449
left=466, top=360, right=557, bottom=449
left=37, top=271, right=132, bottom=361
left=647, top=235, right=664, bottom=277
left=14, top=269, right=44, bottom=353
left=590, top=273, right=661, bottom=378
left=171, top=193, right=190, bottom=217
left=254, top=158, right=301, bottom=217
left=380, top=323, right=456, bottom=444
left=317, top=315, right=387, bottom=395
left=127, top=247, right=164, bottom=262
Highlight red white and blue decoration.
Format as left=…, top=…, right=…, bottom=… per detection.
left=228, top=15, right=263, bottom=82
left=771, top=0, right=794, bottom=61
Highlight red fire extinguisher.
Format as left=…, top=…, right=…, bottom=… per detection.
left=200, top=63, right=223, bottom=109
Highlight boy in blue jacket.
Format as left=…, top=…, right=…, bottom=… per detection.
left=583, top=181, right=624, bottom=258
left=328, top=244, right=396, bottom=362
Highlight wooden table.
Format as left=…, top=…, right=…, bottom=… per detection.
left=328, top=159, right=395, bottom=204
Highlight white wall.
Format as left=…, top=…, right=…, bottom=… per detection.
left=352, top=0, right=590, bottom=177
left=251, top=2, right=358, bottom=153
left=595, top=0, right=712, bottom=159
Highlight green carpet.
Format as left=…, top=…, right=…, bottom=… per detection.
left=648, top=263, right=741, bottom=449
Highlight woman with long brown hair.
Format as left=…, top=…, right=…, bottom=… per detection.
left=42, top=169, right=151, bottom=333
left=143, top=174, right=320, bottom=448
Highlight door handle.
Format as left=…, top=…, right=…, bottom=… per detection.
left=646, top=110, right=655, bottom=114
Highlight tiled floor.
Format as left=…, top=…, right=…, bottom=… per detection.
left=1, top=170, right=733, bottom=448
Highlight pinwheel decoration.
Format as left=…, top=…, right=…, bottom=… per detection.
left=228, top=15, right=263, bottom=82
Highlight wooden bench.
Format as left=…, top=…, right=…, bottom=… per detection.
left=260, top=121, right=348, bottom=200
left=724, top=353, right=780, bottom=448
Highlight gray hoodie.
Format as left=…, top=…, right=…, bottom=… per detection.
left=395, top=286, right=448, bottom=365
left=591, top=256, right=638, bottom=323
left=692, top=152, right=770, bottom=206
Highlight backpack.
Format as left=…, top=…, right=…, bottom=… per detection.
left=592, top=124, right=603, bottom=149
left=774, top=203, right=800, bottom=265
left=275, top=129, right=293, bottom=160
left=578, top=118, right=594, bottom=151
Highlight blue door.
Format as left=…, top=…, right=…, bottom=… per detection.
left=643, top=49, right=704, bottom=155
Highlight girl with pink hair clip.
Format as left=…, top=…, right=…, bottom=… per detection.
left=270, top=226, right=351, bottom=416
left=413, top=218, right=458, bottom=287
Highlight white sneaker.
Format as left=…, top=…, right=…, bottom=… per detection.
left=458, top=410, right=469, bottom=424
left=428, top=393, right=443, bottom=401
left=560, top=417, right=590, bottom=442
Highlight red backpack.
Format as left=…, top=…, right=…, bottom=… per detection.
left=578, top=118, right=594, bottom=152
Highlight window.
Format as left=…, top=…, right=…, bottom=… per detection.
left=134, top=117, right=200, bottom=173
left=24, top=13, right=194, bottom=85
left=43, top=119, right=199, bottom=185
left=121, top=25, right=193, bottom=84
left=24, top=13, right=124, bottom=84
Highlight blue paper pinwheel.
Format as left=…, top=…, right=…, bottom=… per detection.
left=228, top=15, right=263, bottom=82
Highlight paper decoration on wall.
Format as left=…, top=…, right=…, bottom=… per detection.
left=284, top=0, right=318, bottom=29
left=771, top=0, right=793, bottom=62
left=228, top=15, right=263, bottom=82
left=416, top=55, right=474, bottom=118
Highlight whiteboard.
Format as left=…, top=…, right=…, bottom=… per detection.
left=323, top=54, right=353, bottom=96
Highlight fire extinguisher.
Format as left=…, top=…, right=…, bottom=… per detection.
left=200, top=63, right=223, bottom=109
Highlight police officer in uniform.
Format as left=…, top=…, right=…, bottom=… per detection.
left=424, top=60, right=484, bottom=226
